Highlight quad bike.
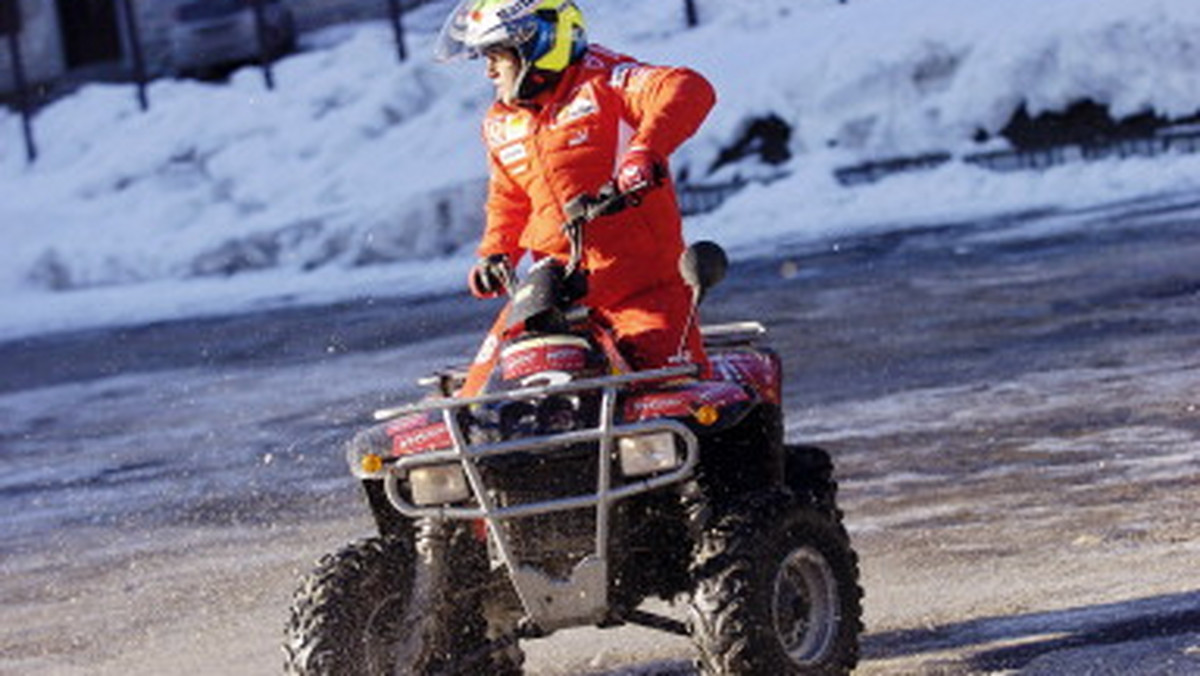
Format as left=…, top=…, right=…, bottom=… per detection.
left=284, top=185, right=863, bottom=675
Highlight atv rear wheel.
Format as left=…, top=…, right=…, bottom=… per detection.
left=283, top=531, right=521, bottom=675
left=688, top=490, right=862, bottom=675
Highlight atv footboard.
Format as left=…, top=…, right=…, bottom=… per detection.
left=362, top=365, right=701, bottom=633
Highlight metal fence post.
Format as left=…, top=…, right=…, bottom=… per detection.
left=388, top=0, right=408, bottom=62
left=2, top=0, right=36, bottom=162
left=117, top=0, right=149, bottom=110
left=249, top=0, right=276, bottom=89
left=683, top=0, right=698, bottom=28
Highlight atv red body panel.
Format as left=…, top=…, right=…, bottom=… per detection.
left=382, top=344, right=780, bottom=456
left=384, top=410, right=452, bottom=456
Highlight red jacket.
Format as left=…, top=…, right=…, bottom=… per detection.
left=478, top=45, right=717, bottom=308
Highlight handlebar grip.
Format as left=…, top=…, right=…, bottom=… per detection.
left=563, top=183, right=631, bottom=231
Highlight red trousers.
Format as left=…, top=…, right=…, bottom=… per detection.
left=460, top=278, right=708, bottom=397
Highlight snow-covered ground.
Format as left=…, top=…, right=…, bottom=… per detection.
left=3, top=0, right=1200, bottom=341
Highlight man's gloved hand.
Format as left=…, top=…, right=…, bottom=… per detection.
left=468, top=253, right=514, bottom=298
left=615, top=147, right=667, bottom=202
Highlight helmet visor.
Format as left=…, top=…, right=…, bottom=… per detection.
left=435, top=0, right=538, bottom=63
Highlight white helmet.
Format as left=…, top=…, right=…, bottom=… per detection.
left=436, top=0, right=588, bottom=97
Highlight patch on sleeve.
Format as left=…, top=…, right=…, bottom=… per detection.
left=554, top=88, right=599, bottom=126
left=610, top=63, right=654, bottom=92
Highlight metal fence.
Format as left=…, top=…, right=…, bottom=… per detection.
left=832, top=125, right=1200, bottom=187
left=674, top=123, right=1200, bottom=221
left=677, top=179, right=749, bottom=216
left=3, top=0, right=709, bottom=165
left=1, top=0, right=453, bottom=164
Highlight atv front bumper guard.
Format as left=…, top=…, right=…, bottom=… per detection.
left=372, top=364, right=701, bottom=632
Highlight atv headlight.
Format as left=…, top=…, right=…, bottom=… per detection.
left=409, top=464, right=470, bottom=505
left=618, top=433, right=680, bottom=477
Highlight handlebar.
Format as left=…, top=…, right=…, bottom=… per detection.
left=562, top=182, right=632, bottom=232
left=491, top=183, right=637, bottom=297
left=561, top=182, right=634, bottom=276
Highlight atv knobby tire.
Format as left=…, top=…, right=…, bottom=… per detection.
left=689, top=490, right=863, bottom=675
left=283, top=533, right=518, bottom=676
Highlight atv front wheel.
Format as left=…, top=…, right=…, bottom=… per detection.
left=283, top=531, right=520, bottom=675
left=689, top=490, right=863, bottom=675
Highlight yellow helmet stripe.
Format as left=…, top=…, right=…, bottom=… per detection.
left=533, top=0, right=585, bottom=72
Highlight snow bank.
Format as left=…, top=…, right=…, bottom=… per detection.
left=2, top=0, right=1200, bottom=338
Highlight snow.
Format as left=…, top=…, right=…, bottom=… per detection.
left=3, top=0, right=1200, bottom=341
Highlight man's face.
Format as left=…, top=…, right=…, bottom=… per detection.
left=485, top=48, right=521, bottom=105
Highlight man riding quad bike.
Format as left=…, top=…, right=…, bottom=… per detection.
left=284, top=2, right=862, bottom=674
left=283, top=185, right=864, bottom=674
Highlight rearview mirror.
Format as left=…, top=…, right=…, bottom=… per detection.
left=679, top=241, right=728, bottom=305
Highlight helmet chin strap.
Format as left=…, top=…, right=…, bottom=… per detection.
left=514, top=63, right=560, bottom=103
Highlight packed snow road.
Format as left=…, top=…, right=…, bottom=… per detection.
left=1, top=193, right=1198, bottom=675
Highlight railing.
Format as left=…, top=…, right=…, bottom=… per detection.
left=677, top=178, right=750, bottom=216
left=834, top=125, right=1200, bottom=186
left=2, top=0, right=763, bottom=165
left=673, top=122, right=1200, bottom=218
left=2, top=0, right=447, bottom=164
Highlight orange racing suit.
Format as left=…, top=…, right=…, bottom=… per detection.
left=462, top=45, right=717, bottom=396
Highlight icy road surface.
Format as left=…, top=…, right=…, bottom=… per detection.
left=2, top=194, right=1199, bottom=674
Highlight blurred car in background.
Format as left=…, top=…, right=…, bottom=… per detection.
left=169, top=0, right=297, bottom=76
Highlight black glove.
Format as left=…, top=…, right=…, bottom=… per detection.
left=468, top=254, right=514, bottom=298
